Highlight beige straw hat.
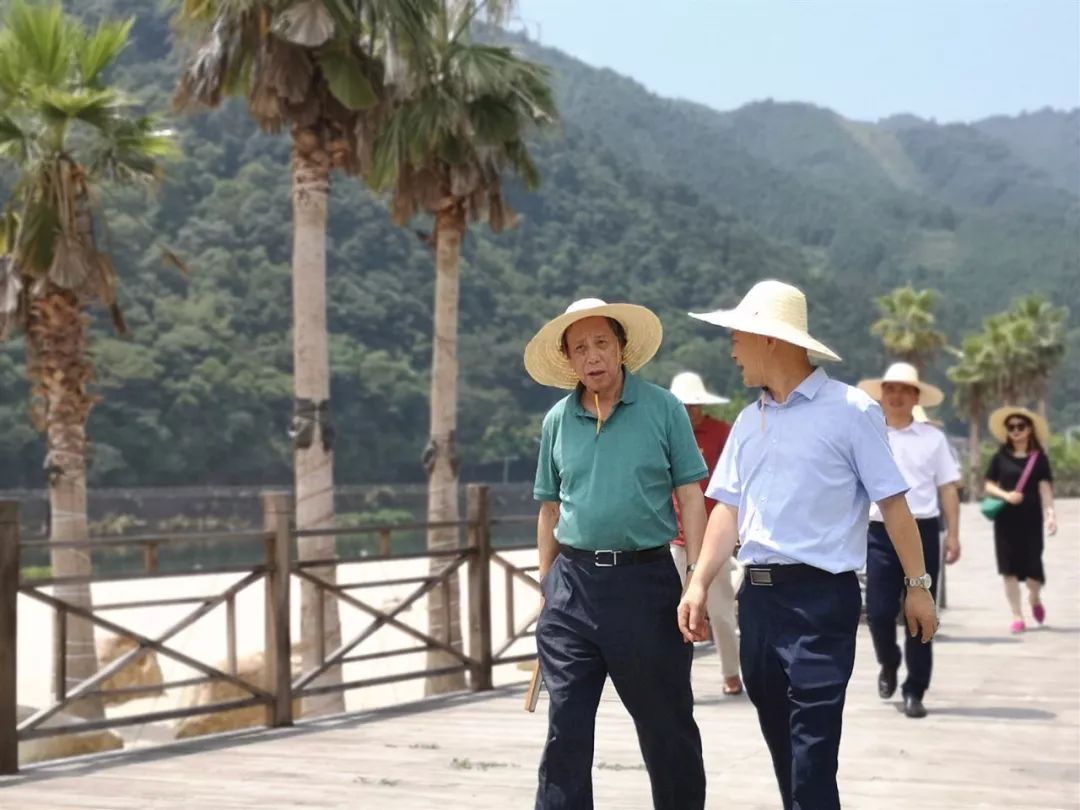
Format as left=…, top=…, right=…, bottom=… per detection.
left=523, top=298, right=663, bottom=389
left=857, top=362, right=945, bottom=408
left=988, top=406, right=1050, bottom=446
left=669, top=372, right=729, bottom=405
left=688, top=280, right=841, bottom=362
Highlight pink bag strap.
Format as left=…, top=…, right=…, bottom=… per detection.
left=1014, top=452, right=1040, bottom=493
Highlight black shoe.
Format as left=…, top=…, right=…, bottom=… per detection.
left=878, top=666, right=898, bottom=699
left=903, top=695, right=927, bottom=719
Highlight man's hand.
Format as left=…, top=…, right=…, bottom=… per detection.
left=677, top=582, right=711, bottom=643
left=944, top=534, right=961, bottom=564
left=905, top=587, right=938, bottom=643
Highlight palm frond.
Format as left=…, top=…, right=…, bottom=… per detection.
left=77, top=17, right=134, bottom=85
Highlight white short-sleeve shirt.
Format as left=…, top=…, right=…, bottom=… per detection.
left=868, top=420, right=961, bottom=521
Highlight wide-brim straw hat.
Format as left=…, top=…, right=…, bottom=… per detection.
left=912, top=405, right=944, bottom=428
left=524, top=298, right=663, bottom=389
left=688, top=280, right=841, bottom=362
left=988, top=406, right=1050, bottom=446
left=670, top=371, right=729, bottom=405
left=857, top=362, right=945, bottom=408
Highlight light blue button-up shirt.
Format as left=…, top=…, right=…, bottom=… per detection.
left=705, top=367, right=908, bottom=573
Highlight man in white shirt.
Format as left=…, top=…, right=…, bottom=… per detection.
left=858, top=363, right=961, bottom=719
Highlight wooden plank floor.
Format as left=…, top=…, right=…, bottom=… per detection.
left=3, top=500, right=1078, bottom=809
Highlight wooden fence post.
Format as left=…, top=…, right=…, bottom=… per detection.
left=0, top=501, right=20, bottom=774
left=466, top=485, right=493, bottom=692
left=262, top=492, right=293, bottom=727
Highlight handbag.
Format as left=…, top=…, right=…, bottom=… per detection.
left=980, top=451, right=1039, bottom=521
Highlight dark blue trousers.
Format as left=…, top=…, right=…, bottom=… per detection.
left=739, top=568, right=861, bottom=810
left=535, top=552, right=705, bottom=810
left=866, top=518, right=941, bottom=699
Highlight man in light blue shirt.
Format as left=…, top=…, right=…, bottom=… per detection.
left=677, top=280, right=938, bottom=810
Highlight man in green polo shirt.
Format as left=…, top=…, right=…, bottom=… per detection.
left=524, top=298, right=709, bottom=810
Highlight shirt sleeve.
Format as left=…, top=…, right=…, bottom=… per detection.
left=533, top=409, right=561, bottom=502
left=1038, top=452, right=1053, bottom=484
left=705, top=414, right=742, bottom=507
left=985, top=451, right=1000, bottom=482
left=668, top=399, right=709, bottom=487
left=850, top=402, right=909, bottom=502
left=932, top=432, right=962, bottom=486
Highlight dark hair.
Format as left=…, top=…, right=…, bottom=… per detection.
left=1001, top=413, right=1045, bottom=454
left=560, top=317, right=627, bottom=357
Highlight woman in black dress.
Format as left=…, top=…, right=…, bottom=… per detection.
left=983, top=407, right=1057, bottom=633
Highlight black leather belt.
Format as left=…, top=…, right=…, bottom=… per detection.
left=558, top=544, right=670, bottom=567
left=744, top=563, right=841, bottom=586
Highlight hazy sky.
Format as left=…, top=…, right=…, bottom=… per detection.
left=513, top=0, right=1080, bottom=123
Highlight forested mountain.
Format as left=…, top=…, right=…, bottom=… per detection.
left=1, top=3, right=1076, bottom=488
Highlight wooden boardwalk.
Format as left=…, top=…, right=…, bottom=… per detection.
left=2, top=500, right=1078, bottom=809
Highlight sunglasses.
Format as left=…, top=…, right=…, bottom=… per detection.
left=1006, top=422, right=1030, bottom=433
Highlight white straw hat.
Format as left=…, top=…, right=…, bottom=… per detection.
left=857, top=362, right=945, bottom=408
left=688, top=280, right=841, bottom=362
left=988, top=406, right=1050, bottom=446
left=669, top=372, right=729, bottom=405
left=523, top=298, right=663, bottom=389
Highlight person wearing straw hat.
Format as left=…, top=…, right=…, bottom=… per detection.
left=668, top=371, right=744, bottom=696
left=676, top=280, right=938, bottom=810
left=526, top=298, right=709, bottom=809
left=857, top=362, right=961, bottom=719
left=983, top=406, right=1057, bottom=633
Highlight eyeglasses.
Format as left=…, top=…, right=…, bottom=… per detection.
left=1006, top=422, right=1030, bottom=433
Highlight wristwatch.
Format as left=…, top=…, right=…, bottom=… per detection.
left=904, top=573, right=932, bottom=591
left=686, top=562, right=698, bottom=575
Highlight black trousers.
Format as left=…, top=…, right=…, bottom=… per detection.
left=534, top=551, right=705, bottom=810
left=866, top=517, right=941, bottom=699
left=739, top=567, right=861, bottom=810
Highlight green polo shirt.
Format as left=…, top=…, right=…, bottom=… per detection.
left=533, top=370, right=708, bottom=551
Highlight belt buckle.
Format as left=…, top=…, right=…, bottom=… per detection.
left=748, top=568, right=773, bottom=586
left=594, top=550, right=620, bottom=567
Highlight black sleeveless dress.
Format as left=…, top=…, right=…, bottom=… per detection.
left=985, top=449, right=1053, bottom=582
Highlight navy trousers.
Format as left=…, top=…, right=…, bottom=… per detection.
left=866, top=517, right=941, bottom=699
left=739, top=568, right=861, bottom=810
left=535, top=552, right=705, bottom=810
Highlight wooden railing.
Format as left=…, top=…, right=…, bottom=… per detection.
left=0, top=484, right=537, bottom=774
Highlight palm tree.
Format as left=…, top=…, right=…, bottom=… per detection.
left=1006, top=295, right=1068, bottom=416
left=947, top=333, right=996, bottom=499
left=370, top=0, right=556, bottom=694
left=0, top=1, right=175, bottom=719
left=870, top=285, right=947, bottom=373
left=981, top=313, right=1035, bottom=406
left=174, top=0, right=433, bottom=715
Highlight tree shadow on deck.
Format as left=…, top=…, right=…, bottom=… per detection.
left=0, top=683, right=531, bottom=788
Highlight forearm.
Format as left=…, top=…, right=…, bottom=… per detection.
left=879, top=494, right=928, bottom=578
left=983, top=481, right=1011, bottom=500
left=537, top=502, right=560, bottom=580
left=1039, top=481, right=1055, bottom=515
left=689, top=503, right=739, bottom=590
left=675, top=484, right=707, bottom=567
left=940, top=484, right=960, bottom=539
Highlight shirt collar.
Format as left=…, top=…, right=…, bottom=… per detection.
left=573, top=367, right=637, bottom=416
left=760, top=367, right=828, bottom=409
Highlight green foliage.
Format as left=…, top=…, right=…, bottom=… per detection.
left=0, top=2, right=1075, bottom=491
left=871, top=285, right=946, bottom=370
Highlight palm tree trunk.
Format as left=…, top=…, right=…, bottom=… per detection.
left=967, top=409, right=982, bottom=502
left=425, top=199, right=467, bottom=696
left=27, top=290, right=102, bottom=720
left=291, top=127, right=344, bottom=716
